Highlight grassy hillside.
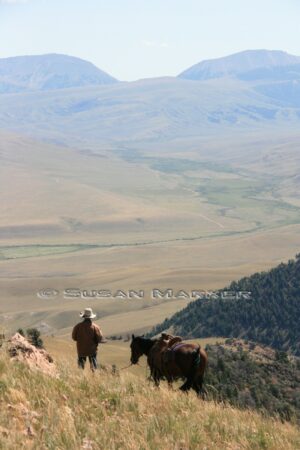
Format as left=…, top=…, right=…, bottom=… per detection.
left=150, top=255, right=300, bottom=354
left=0, top=347, right=300, bottom=449
left=1, top=71, right=300, bottom=148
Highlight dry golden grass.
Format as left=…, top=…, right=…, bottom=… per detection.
left=0, top=348, right=299, bottom=450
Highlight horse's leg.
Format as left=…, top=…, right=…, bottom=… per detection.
left=193, top=380, right=206, bottom=398
left=154, top=376, right=160, bottom=387
left=153, top=368, right=161, bottom=387
left=149, top=364, right=159, bottom=386
left=179, top=380, right=190, bottom=391
left=166, top=375, right=173, bottom=389
left=194, top=374, right=207, bottom=398
left=180, top=371, right=201, bottom=393
left=196, top=374, right=203, bottom=392
left=180, top=369, right=195, bottom=391
left=192, top=381, right=201, bottom=395
left=185, top=374, right=204, bottom=395
left=180, top=347, right=202, bottom=392
left=163, top=363, right=173, bottom=389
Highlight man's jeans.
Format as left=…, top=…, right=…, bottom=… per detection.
left=78, top=354, right=98, bottom=370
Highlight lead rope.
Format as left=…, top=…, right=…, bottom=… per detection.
left=119, top=362, right=133, bottom=370
left=119, top=360, right=148, bottom=371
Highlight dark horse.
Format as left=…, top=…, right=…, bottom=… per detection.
left=130, top=335, right=208, bottom=395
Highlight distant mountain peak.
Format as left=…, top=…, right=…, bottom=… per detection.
left=179, top=49, right=300, bottom=81
left=0, top=53, right=118, bottom=93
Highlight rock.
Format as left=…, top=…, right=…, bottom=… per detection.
left=7, top=333, right=57, bottom=377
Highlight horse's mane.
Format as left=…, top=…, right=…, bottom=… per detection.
left=135, top=336, right=157, bottom=352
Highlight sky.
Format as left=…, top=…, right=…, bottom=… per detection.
left=0, top=0, right=300, bottom=81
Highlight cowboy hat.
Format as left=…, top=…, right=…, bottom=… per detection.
left=79, top=307, right=96, bottom=319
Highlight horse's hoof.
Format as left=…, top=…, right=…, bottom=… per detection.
left=179, top=386, right=189, bottom=392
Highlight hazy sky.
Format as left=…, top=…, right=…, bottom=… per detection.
left=1, top=0, right=300, bottom=80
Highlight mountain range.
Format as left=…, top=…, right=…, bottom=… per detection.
left=0, top=49, right=300, bottom=148
left=2, top=49, right=300, bottom=92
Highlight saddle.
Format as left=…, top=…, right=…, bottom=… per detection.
left=161, top=335, right=184, bottom=364
left=148, top=334, right=183, bottom=371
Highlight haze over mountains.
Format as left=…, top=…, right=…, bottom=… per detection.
left=0, top=49, right=300, bottom=149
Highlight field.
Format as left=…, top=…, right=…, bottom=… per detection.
left=1, top=130, right=300, bottom=336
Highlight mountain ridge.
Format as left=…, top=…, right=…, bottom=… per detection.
left=0, top=53, right=118, bottom=93
left=179, top=49, right=300, bottom=80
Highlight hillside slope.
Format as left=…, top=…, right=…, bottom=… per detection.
left=1, top=75, right=300, bottom=149
left=205, top=339, right=300, bottom=422
left=0, top=54, right=118, bottom=93
left=0, top=348, right=299, bottom=449
left=150, top=254, right=300, bottom=355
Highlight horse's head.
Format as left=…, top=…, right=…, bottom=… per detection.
left=130, top=334, right=145, bottom=364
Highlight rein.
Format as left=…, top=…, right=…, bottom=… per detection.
left=119, top=362, right=133, bottom=370
left=119, top=361, right=146, bottom=370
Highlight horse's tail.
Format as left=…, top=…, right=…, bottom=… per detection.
left=185, top=345, right=201, bottom=388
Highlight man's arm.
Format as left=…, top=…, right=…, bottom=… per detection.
left=72, top=324, right=78, bottom=341
left=94, top=324, right=104, bottom=343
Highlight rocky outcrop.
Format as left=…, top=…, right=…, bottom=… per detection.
left=7, top=333, right=57, bottom=377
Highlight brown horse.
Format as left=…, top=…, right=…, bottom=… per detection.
left=130, top=335, right=208, bottom=395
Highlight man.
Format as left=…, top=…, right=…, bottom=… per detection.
left=72, top=307, right=106, bottom=370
